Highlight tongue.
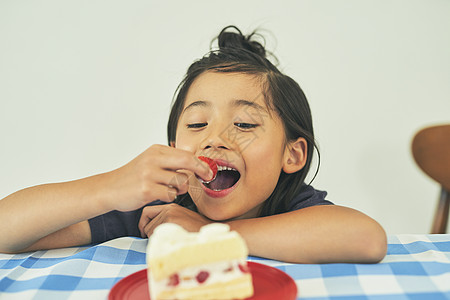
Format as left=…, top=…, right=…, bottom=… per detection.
left=206, top=170, right=238, bottom=191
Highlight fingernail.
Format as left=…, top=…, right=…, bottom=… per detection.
left=197, top=169, right=214, bottom=183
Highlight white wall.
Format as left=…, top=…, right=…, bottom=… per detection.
left=1, top=0, right=449, bottom=234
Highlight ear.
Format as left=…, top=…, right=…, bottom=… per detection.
left=282, top=137, right=307, bottom=174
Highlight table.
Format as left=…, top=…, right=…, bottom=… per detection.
left=1, top=234, right=449, bottom=300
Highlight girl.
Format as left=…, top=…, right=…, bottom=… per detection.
left=0, top=26, right=386, bottom=263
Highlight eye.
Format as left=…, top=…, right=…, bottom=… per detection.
left=234, top=123, right=258, bottom=129
left=187, top=123, right=207, bottom=129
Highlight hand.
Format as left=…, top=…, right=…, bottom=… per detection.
left=101, top=144, right=213, bottom=212
left=138, top=203, right=213, bottom=238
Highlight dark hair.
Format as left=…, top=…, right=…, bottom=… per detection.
left=168, top=25, right=319, bottom=217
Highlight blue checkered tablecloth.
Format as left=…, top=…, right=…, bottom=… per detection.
left=0, top=234, right=449, bottom=299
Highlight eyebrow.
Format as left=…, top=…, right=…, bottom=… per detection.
left=183, top=99, right=267, bottom=114
left=182, top=100, right=210, bottom=114
left=231, top=99, right=267, bottom=112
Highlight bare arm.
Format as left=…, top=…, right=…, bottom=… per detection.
left=139, top=203, right=387, bottom=264
left=228, top=205, right=387, bottom=264
left=0, top=145, right=213, bottom=253
left=0, top=175, right=109, bottom=253
left=5, top=221, right=92, bottom=254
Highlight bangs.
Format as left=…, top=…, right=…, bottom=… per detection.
left=208, top=65, right=277, bottom=118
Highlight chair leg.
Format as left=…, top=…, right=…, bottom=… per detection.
left=431, top=188, right=450, bottom=234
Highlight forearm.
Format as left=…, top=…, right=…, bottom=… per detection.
left=0, top=173, right=112, bottom=252
left=0, top=145, right=214, bottom=253
left=228, top=205, right=387, bottom=264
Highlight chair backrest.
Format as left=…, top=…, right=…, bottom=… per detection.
left=412, top=124, right=450, bottom=191
left=412, top=124, right=450, bottom=233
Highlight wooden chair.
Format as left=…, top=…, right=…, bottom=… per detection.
left=412, top=124, right=450, bottom=234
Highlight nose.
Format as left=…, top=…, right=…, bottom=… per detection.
left=200, top=123, right=234, bottom=153
left=201, top=136, right=230, bottom=152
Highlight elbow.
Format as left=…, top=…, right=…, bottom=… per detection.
left=364, top=233, right=387, bottom=263
left=357, top=222, right=388, bottom=263
left=0, top=238, right=37, bottom=254
left=0, top=246, right=21, bottom=254
left=0, top=243, right=28, bottom=254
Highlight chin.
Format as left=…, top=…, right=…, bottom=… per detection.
left=197, top=204, right=240, bottom=222
left=202, top=210, right=234, bottom=222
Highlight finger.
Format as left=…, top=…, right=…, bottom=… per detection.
left=158, top=185, right=178, bottom=203
left=143, top=209, right=166, bottom=237
left=138, top=205, right=167, bottom=237
left=191, top=157, right=215, bottom=181
left=142, top=184, right=178, bottom=203
left=156, top=148, right=214, bottom=181
left=166, top=185, right=178, bottom=201
left=155, top=171, right=190, bottom=195
left=138, top=213, right=151, bottom=238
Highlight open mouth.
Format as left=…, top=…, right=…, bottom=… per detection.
left=202, top=165, right=241, bottom=191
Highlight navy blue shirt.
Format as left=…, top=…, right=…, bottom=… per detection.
left=88, top=184, right=332, bottom=244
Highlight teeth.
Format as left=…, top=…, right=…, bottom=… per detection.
left=217, top=165, right=237, bottom=172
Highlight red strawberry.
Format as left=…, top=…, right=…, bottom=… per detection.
left=238, top=263, right=250, bottom=273
left=168, top=273, right=180, bottom=286
left=196, top=271, right=209, bottom=284
left=198, top=156, right=218, bottom=182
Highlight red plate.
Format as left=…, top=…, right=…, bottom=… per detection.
left=109, top=262, right=297, bottom=300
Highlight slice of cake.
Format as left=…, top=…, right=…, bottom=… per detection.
left=146, top=223, right=254, bottom=300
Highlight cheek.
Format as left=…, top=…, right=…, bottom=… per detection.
left=174, top=130, right=196, bottom=153
left=176, top=143, right=195, bottom=152
left=246, top=136, right=284, bottom=169
left=242, top=132, right=285, bottom=192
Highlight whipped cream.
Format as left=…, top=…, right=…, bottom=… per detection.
left=147, top=223, right=240, bottom=259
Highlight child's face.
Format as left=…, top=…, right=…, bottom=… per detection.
left=174, top=71, right=288, bottom=221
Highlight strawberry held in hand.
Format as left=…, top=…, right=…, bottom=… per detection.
left=198, top=156, right=218, bottom=183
